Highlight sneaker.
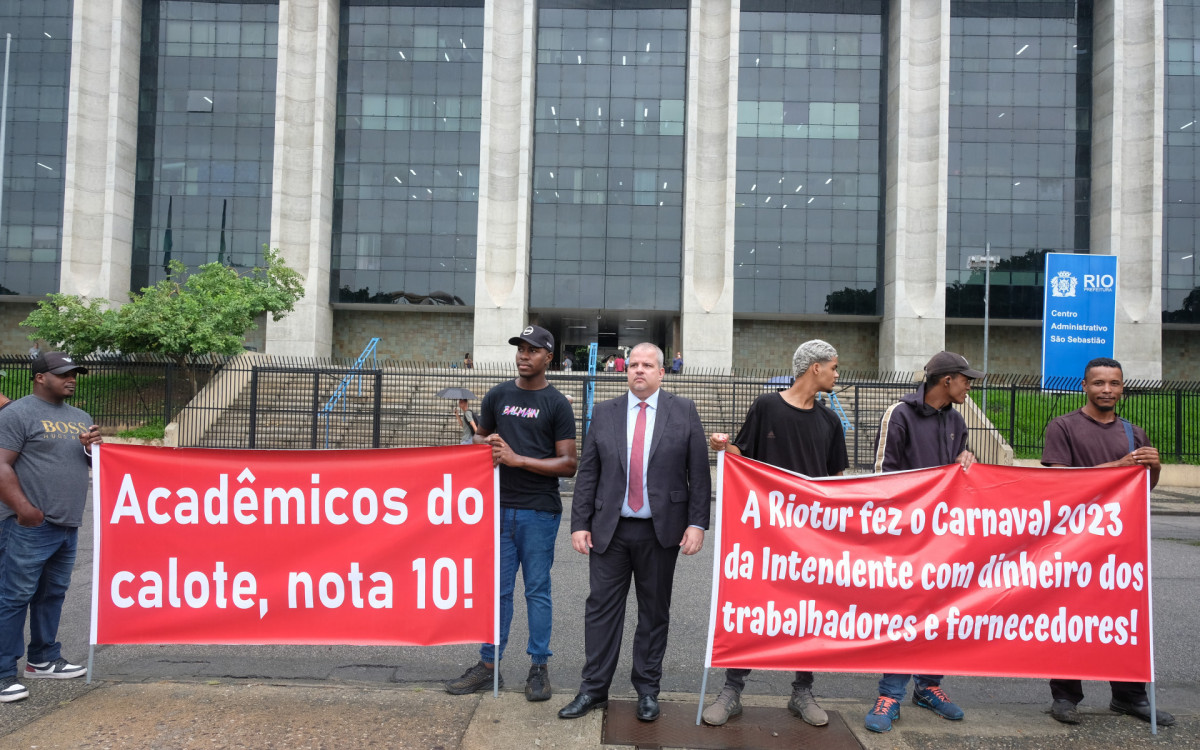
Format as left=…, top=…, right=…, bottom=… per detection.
left=865, top=695, right=900, bottom=733
left=0, top=677, right=28, bottom=703
left=701, top=685, right=742, bottom=726
left=445, top=661, right=501, bottom=695
left=1050, top=699, right=1081, bottom=724
left=24, top=657, right=86, bottom=680
left=525, top=663, right=551, bottom=702
left=912, top=685, right=964, bottom=720
left=787, top=687, right=828, bottom=726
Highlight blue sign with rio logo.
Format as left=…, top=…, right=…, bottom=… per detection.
left=1041, top=253, right=1117, bottom=389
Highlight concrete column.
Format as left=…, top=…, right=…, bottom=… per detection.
left=681, top=0, right=738, bottom=372
left=471, top=0, right=537, bottom=362
left=60, top=0, right=141, bottom=303
left=878, top=0, right=950, bottom=373
left=1091, top=0, right=1164, bottom=380
left=265, top=0, right=337, bottom=357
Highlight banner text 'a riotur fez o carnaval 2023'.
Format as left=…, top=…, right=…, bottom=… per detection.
left=707, top=455, right=1153, bottom=682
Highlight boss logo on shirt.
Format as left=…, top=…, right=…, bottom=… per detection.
left=40, top=420, right=89, bottom=438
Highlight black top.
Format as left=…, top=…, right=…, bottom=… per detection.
left=733, top=392, right=848, bottom=478
left=478, top=380, right=576, bottom=512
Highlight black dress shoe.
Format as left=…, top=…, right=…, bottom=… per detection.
left=1110, top=698, right=1176, bottom=726
left=637, top=694, right=660, bottom=722
left=558, top=693, right=608, bottom=719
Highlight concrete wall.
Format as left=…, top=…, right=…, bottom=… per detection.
left=878, top=0, right=951, bottom=371
left=1090, top=0, right=1164, bottom=380
left=732, top=319, right=880, bottom=373
left=680, top=0, right=738, bottom=371
left=0, top=304, right=36, bottom=353
left=60, top=0, right=140, bottom=304
left=470, top=0, right=538, bottom=362
left=1163, top=330, right=1200, bottom=383
left=945, top=323, right=1043, bottom=375
left=264, top=0, right=338, bottom=357
left=332, top=310, right=474, bottom=363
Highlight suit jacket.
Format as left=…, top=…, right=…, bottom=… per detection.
left=571, top=389, right=711, bottom=554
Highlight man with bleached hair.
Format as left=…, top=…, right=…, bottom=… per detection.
left=703, top=339, right=847, bottom=729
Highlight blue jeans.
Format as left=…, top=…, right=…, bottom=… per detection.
left=481, top=508, right=560, bottom=666
left=879, top=673, right=942, bottom=701
left=0, top=518, right=78, bottom=679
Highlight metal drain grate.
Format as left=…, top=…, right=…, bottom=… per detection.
left=601, top=700, right=862, bottom=750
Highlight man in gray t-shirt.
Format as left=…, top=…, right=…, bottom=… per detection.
left=0, top=352, right=101, bottom=703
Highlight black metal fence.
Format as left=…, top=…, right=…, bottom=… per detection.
left=967, top=376, right=1200, bottom=463
left=3, top=355, right=1197, bottom=466
left=0, top=355, right=217, bottom=433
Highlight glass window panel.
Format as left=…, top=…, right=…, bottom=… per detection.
left=1164, top=0, right=1200, bottom=322
left=530, top=3, right=686, bottom=313
left=331, top=1, right=484, bottom=305
left=735, top=6, right=883, bottom=315
left=946, top=2, right=1091, bottom=320
left=0, top=0, right=71, bottom=296
left=131, top=1, right=279, bottom=290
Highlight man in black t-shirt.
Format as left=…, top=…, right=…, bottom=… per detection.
left=445, top=325, right=577, bottom=703
left=702, top=339, right=847, bottom=729
left=1041, top=357, right=1173, bottom=727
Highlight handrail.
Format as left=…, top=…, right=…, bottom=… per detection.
left=320, top=338, right=380, bottom=447
left=823, top=391, right=854, bottom=432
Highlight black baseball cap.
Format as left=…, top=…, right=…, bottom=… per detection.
left=924, top=351, right=984, bottom=379
left=31, top=352, right=89, bottom=380
left=508, top=325, right=554, bottom=351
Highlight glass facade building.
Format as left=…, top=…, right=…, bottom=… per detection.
left=947, top=0, right=1092, bottom=320
left=0, top=0, right=1192, bottom=376
left=131, top=0, right=278, bottom=290
left=331, top=0, right=483, bottom=306
left=0, top=1, right=72, bottom=297
left=530, top=0, right=687, bottom=342
left=1164, top=0, right=1200, bottom=323
left=735, top=1, right=884, bottom=316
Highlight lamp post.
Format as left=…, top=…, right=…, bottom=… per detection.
left=968, top=247, right=999, bottom=416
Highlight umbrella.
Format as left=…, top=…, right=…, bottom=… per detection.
left=436, top=387, right=477, bottom=400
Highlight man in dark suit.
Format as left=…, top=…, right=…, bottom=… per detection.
left=558, top=342, right=710, bottom=723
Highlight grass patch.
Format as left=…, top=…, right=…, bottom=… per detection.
left=116, top=418, right=165, bottom=440
left=971, top=386, right=1200, bottom=464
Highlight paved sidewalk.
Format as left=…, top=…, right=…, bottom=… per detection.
left=1151, top=484, right=1200, bottom=515
left=0, top=680, right=1195, bottom=750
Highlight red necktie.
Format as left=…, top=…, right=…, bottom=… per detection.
left=628, top=402, right=648, bottom=512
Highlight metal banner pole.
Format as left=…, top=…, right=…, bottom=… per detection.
left=1149, top=682, right=1158, bottom=735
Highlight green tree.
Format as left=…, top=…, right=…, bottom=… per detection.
left=22, top=247, right=304, bottom=393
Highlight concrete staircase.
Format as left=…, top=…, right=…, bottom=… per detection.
left=184, top=366, right=918, bottom=470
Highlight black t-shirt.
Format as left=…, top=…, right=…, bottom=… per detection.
left=733, top=392, right=849, bottom=478
left=478, top=380, right=576, bottom=513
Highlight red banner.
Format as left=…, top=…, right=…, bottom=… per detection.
left=707, top=455, right=1153, bottom=681
left=91, top=444, right=497, bottom=646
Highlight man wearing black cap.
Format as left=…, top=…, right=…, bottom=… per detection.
left=863, top=350, right=981, bottom=733
left=0, top=352, right=101, bottom=703
left=445, top=325, right=577, bottom=701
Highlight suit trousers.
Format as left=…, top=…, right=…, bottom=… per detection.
left=579, top=517, right=679, bottom=699
left=1049, top=678, right=1147, bottom=705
